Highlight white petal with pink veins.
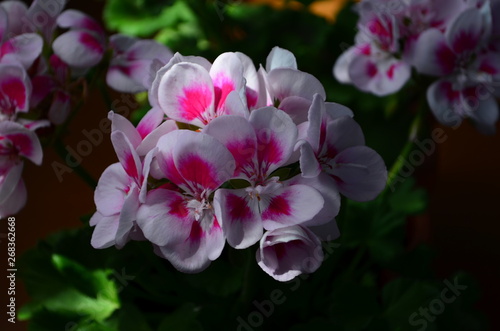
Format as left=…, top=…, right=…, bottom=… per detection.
left=0, top=162, right=23, bottom=204
left=155, top=218, right=225, bottom=273
left=278, top=96, right=313, bottom=125
left=94, top=163, right=130, bottom=216
left=0, top=64, right=31, bottom=114
left=288, top=173, right=341, bottom=227
left=109, top=111, right=142, bottom=149
left=149, top=52, right=212, bottom=108
left=323, top=116, right=365, bottom=157
left=115, top=183, right=140, bottom=248
left=136, top=106, right=164, bottom=140
left=0, top=33, right=43, bottom=69
left=52, top=30, right=104, bottom=68
left=106, top=66, right=146, bottom=93
left=445, top=7, right=489, bottom=55
left=157, top=62, right=215, bottom=127
left=57, top=9, right=104, bottom=34
left=426, top=79, right=463, bottom=126
left=173, top=131, right=235, bottom=192
left=470, top=95, right=499, bottom=134
left=249, top=107, right=298, bottom=176
left=136, top=120, right=177, bottom=156
left=136, top=189, right=192, bottom=247
left=111, top=131, right=142, bottom=181
left=210, top=52, right=245, bottom=112
left=0, top=177, right=26, bottom=218
left=256, top=225, right=323, bottom=282
left=203, top=115, right=257, bottom=179
left=155, top=131, right=189, bottom=188
left=90, top=213, right=119, bottom=249
left=329, top=146, right=387, bottom=202
left=413, top=28, right=455, bottom=76
left=260, top=184, right=324, bottom=231
left=267, top=68, right=326, bottom=102
left=0, top=120, right=42, bottom=165
left=333, top=46, right=362, bottom=84
left=220, top=90, right=250, bottom=118
left=349, top=55, right=411, bottom=96
left=214, top=188, right=262, bottom=249
left=299, top=142, right=321, bottom=178
left=1, top=1, right=27, bottom=37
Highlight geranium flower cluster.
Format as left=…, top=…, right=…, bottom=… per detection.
left=90, top=47, right=388, bottom=281
left=334, top=0, right=500, bottom=133
left=0, top=0, right=171, bottom=218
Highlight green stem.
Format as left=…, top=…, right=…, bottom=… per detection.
left=342, top=247, right=366, bottom=281
left=384, top=100, right=426, bottom=193
left=53, top=139, right=97, bottom=188
left=98, top=80, right=114, bottom=110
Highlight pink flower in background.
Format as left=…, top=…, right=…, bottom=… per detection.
left=0, top=120, right=42, bottom=218
left=334, top=0, right=411, bottom=96
left=107, top=34, right=173, bottom=93
left=257, top=225, right=323, bottom=282
left=137, top=130, right=235, bottom=272
left=0, top=64, right=31, bottom=121
left=52, top=9, right=106, bottom=68
left=413, top=3, right=499, bottom=133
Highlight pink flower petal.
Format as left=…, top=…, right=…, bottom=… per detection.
left=52, top=30, right=104, bottom=68
left=267, top=67, right=326, bottom=102
left=214, top=188, right=262, bottom=248
left=413, top=28, right=455, bottom=76
left=445, top=7, right=488, bottom=54
left=210, top=52, right=245, bottom=112
left=172, top=131, right=235, bottom=192
left=265, top=46, right=297, bottom=71
left=261, top=184, right=324, bottom=231
left=203, top=115, right=257, bottom=179
left=256, top=225, right=323, bottom=282
left=111, top=131, right=142, bottom=181
left=136, top=119, right=177, bottom=157
left=0, top=177, right=26, bottom=218
left=329, top=146, right=387, bottom=201
left=90, top=213, right=119, bottom=249
left=136, top=106, right=164, bottom=139
left=157, top=62, right=215, bottom=127
left=249, top=107, right=298, bottom=176
left=94, top=163, right=130, bottom=216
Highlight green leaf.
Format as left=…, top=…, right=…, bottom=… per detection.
left=388, top=177, right=428, bottom=215
left=382, top=278, right=440, bottom=331
left=19, top=247, right=120, bottom=325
